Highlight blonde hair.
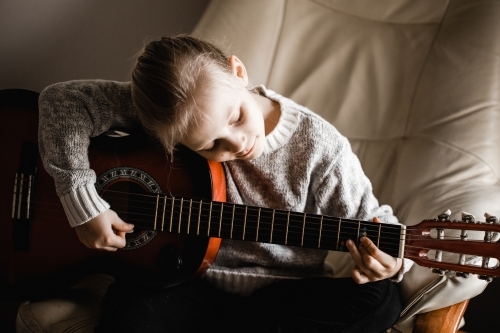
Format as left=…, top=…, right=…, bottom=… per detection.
left=131, top=35, right=236, bottom=156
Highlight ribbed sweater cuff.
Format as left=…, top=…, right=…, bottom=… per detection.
left=391, top=258, right=414, bottom=283
left=60, top=184, right=110, bottom=227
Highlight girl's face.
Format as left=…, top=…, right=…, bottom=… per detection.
left=180, top=55, right=277, bottom=162
left=180, top=84, right=267, bottom=162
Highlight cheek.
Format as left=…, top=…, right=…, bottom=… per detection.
left=198, top=151, right=232, bottom=163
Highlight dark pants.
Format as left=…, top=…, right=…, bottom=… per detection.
left=95, top=277, right=402, bottom=333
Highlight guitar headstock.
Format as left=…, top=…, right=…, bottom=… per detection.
left=405, top=210, right=500, bottom=282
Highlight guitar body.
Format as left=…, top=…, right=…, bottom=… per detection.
left=0, top=89, right=226, bottom=286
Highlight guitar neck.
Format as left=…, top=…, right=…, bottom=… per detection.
left=130, top=195, right=406, bottom=258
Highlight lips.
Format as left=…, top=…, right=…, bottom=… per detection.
left=239, top=140, right=256, bottom=158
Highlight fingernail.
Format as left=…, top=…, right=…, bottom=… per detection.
left=126, top=230, right=135, bottom=233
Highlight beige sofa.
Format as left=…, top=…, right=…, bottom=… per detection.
left=192, top=0, right=500, bottom=331
left=16, top=0, right=500, bottom=332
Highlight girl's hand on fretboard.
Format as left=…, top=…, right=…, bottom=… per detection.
left=346, top=217, right=403, bottom=284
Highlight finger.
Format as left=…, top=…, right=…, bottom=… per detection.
left=100, top=231, right=126, bottom=249
left=359, top=237, right=380, bottom=257
left=113, top=221, right=135, bottom=232
left=347, top=239, right=370, bottom=276
left=351, top=265, right=369, bottom=284
left=357, top=241, right=382, bottom=272
left=100, top=246, right=119, bottom=252
left=109, top=234, right=126, bottom=249
left=360, top=237, right=395, bottom=269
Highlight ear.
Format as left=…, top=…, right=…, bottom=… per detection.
left=228, top=55, right=249, bottom=86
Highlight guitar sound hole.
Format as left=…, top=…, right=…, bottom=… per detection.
left=100, top=180, right=158, bottom=250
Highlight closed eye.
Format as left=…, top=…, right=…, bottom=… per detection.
left=204, top=140, right=219, bottom=152
left=231, top=108, right=243, bottom=125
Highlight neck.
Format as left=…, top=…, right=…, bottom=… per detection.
left=254, top=93, right=281, bottom=135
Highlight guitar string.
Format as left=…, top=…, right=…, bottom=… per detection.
left=91, top=192, right=500, bottom=238
left=15, top=190, right=405, bottom=238
left=94, top=192, right=484, bottom=230
left=15, top=207, right=485, bottom=256
left=14, top=178, right=492, bottom=232
left=13, top=182, right=494, bottom=245
left=13, top=201, right=494, bottom=258
left=96, top=190, right=499, bottom=232
left=21, top=195, right=440, bottom=244
left=9, top=191, right=491, bottom=266
left=21, top=204, right=488, bottom=253
left=18, top=195, right=490, bottom=243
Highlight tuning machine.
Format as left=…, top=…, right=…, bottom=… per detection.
left=461, top=212, right=476, bottom=223
left=431, top=268, right=446, bottom=276
left=478, top=275, right=493, bottom=283
left=437, top=209, right=451, bottom=222
left=433, top=210, right=452, bottom=263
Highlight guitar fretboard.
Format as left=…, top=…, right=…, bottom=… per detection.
left=124, top=195, right=405, bottom=258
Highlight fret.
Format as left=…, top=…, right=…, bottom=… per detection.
left=338, top=219, right=365, bottom=252
left=26, top=175, right=33, bottom=219
left=356, top=220, right=361, bottom=245
left=219, top=203, right=224, bottom=238
left=270, top=209, right=275, bottom=243
left=377, top=223, right=402, bottom=257
left=187, top=199, right=192, bottom=234
left=377, top=223, right=381, bottom=247
left=318, top=216, right=323, bottom=248
left=336, top=218, right=341, bottom=250
left=208, top=202, right=212, bottom=236
left=303, top=213, right=321, bottom=248
left=169, top=196, right=174, bottom=232
left=178, top=198, right=183, bottom=234
left=256, top=207, right=261, bottom=241
left=154, top=194, right=159, bottom=230
left=243, top=206, right=248, bottom=240
left=285, top=212, right=290, bottom=244
left=301, top=213, right=306, bottom=246
left=230, top=204, right=235, bottom=239
left=357, top=220, right=386, bottom=252
left=141, top=195, right=404, bottom=256
left=161, top=195, right=167, bottom=231
left=197, top=200, right=202, bottom=235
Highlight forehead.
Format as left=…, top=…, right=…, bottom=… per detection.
left=184, top=85, right=239, bottom=147
left=193, top=84, right=238, bottom=125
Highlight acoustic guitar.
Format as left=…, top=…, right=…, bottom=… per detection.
left=1, top=89, right=499, bottom=288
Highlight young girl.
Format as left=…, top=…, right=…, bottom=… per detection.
left=39, top=35, right=411, bottom=333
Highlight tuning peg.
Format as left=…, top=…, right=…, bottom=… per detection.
left=484, top=213, right=499, bottom=224
left=456, top=272, right=469, bottom=278
left=461, top=212, right=476, bottom=223
left=438, top=209, right=451, bottom=221
left=478, top=275, right=493, bottom=283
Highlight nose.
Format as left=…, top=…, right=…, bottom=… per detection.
left=225, top=133, right=246, bottom=154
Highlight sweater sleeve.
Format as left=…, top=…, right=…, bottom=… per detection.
left=38, top=80, right=139, bottom=227
left=312, top=128, right=413, bottom=281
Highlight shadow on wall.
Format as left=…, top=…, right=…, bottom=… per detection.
left=0, top=0, right=210, bottom=92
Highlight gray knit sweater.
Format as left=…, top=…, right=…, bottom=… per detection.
left=38, top=80, right=411, bottom=295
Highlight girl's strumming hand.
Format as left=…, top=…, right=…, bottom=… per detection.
left=346, top=217, right=403, bottom=284
left=74, top=209, right=134, bottom=252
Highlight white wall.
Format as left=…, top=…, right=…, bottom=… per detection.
left=0, top=0, right=210, bottom=92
